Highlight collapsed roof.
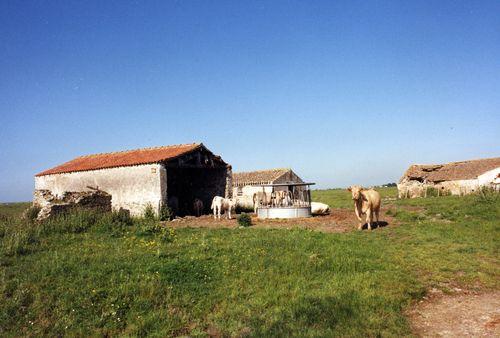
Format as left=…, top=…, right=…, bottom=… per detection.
left=400, top=157, right=500, bottom=183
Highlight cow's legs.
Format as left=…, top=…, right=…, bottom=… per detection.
left=375, top=209, right=380, bottom=227
left=354, top=206, right=363, bottom=230
left=366, top=209, right=372, bottom=230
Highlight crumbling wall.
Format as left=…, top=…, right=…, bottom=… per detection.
left=398, top=176, right=499, bottom=198
left=397, top=180, right=426, bottom=198
left=399, top=164, right=500, bottom=198
left=35, top=164, right=163, bottom=216
left=34, top=189, right=112, bottom=220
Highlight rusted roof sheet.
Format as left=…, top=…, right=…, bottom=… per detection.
left=400, top=157, right=500, bottom=183
left=232, top=168, right=293, bottom=186
left=36, top=143, right=203, bottom=176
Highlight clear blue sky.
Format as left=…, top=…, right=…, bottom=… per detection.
left=1, top=0, right=499, bottom=202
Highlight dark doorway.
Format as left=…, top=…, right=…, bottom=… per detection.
left=166, top=167, right=227, bottom=216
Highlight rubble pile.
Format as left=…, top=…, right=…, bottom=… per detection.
left=33, top=189, right=112, bottom=221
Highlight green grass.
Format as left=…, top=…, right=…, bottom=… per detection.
left=0, top=202, right=31, bottom=220
left=1, top=191, right=499, bottom=337
left=312, top=187, right=397, bottom=209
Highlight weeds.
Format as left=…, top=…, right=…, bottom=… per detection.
left=158, top=204, right=172, bottom=221
left=22, top=205, right=41, bottom=221
left=143, top=204, right=156, bottom=220
left=237, top=213, right=252, bottom=227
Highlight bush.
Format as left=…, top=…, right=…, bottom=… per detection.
left=159, top=226, right=176, bottom=243
left=22, top=206, right=41, bottom=221
left=0, top=223, right=5, bottom=238
left=426, top=187, right=439, bottom=197
left=475, top=186, right=499, bottom=201
left=93, top=209, right=134, bottom=235
left=135, top=219, right=162, bottom=236
left=237, top=213, right=252, bottom=227
left=143, top=204, right=156, bottom=220
left=159, top=204, right=172, bottom=221
left=111, top=208, right=133, bottom=227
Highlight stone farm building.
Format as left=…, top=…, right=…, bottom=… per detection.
left=34, top=143, right=232, bottom=216
left=398, top=157, right=500, bottom=198
left=232, top=168, right=304, bottom=208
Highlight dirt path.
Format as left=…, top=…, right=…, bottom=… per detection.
left=167, top=207, right=398, bottom=233
left=408, top=291, right=500, bottom=337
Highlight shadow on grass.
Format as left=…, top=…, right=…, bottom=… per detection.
left=359, top=221, right=389, bottom=230
left=255, top=294, right=356, bottom=336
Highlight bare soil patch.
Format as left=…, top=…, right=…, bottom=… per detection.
left=167, top=207, right=398, bottom=233
left=408, top=290, right=500, bottom=337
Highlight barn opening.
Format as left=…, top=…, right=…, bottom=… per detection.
left=166, top=167, right=227, bottom=216
left=163, top=147, right=230, bottom=217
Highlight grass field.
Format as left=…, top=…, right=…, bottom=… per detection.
left=1, top=188, right=499, bottom=337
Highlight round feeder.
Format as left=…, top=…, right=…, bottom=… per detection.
left=256, top=182, right=315, bottom=219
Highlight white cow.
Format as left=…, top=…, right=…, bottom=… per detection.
left=211, top=196, right=237, bottom=219
left=311, top=202, right=330, bottom=215
left=252, top=191, right=271, bottom=213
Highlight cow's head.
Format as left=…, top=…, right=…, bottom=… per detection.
left=347, top=185, right=363, bottom=200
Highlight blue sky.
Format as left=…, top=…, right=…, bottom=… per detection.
left=1, top=0, right=499, bottom=202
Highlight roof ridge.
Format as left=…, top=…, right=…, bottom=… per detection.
left=234, top=168, right=290, bottom=174
left=77, top=143, right=201, bottom=158
left=412, top=156, right=500, bottom=167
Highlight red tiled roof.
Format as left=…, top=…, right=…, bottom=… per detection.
left=36, top=143, right=203, bottom=176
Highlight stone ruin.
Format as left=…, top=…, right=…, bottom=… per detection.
left=33, top=189, right=112, bottom=221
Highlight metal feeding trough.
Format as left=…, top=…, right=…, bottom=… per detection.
left=256, top=182, right=315, bottom=219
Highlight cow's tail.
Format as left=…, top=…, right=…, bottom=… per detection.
left=210, top=198, right=215, bottom=210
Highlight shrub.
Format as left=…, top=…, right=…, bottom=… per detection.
left=135, top=219, right=162, bottom=236
left=426, top=187, right=439, bottom=197
left=476, top=186, right=499, bottom=201
left=143, top=204, right=156, bottom=220
left=111, top=208, right=134, bottom=227
left=0, top=222, right=5, bottom=238
left=237, top=213, right=252, bottom=227
left=93, top=209, right=134, bottom=235
left=159, top=226, right=176, bottom=243
left=22, top=206, right=41, bottom=221
left=159, top=204, right=172, bottom=221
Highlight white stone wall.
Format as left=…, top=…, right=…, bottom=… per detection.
left=398, top=167, right=500, bottom=198
left=233, top=185, right=274, bottom=209
left=437, top=168, right=500, bottom=195
left=35, top=164, right=164, bottom=216
left=478, top=168, right=500, bottom=186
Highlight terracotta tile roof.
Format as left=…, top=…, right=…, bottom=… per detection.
left=400, top=157, right=500, bottom=183
left=36, top=143, right=203, bottom=176
left=232, top=168, right=292, bottom=186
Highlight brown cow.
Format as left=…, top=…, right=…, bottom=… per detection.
left=347, top=185, right=381, bottom=230
left=193, top=198, right=204, bottom=217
